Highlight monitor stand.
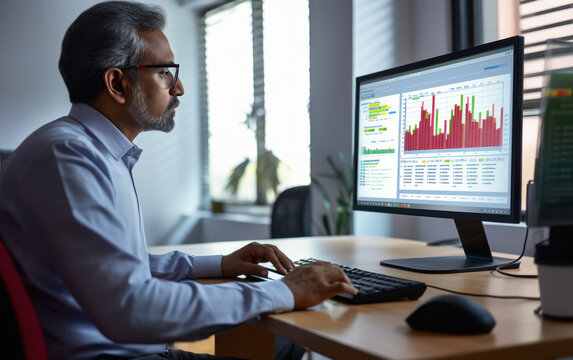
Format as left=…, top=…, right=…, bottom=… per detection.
left=380, top=219, right=520, bottom=274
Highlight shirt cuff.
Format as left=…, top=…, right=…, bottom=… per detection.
left=260, top=279, right=295, bottom=313
left=189, top=255, right=222, bottom=278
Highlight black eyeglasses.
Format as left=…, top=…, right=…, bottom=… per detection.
left=121, top=64, right=180, bottom=89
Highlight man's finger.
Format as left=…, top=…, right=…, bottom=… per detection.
left=254, top=245, right=289, bottom=274
left=338, top=282, right=359, bottom=295
left=268, top=245, right=294, bottom=273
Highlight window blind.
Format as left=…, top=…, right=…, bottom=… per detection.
left=520, top=0, right=573, bottom=116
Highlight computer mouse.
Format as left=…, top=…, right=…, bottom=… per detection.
left=405, top=294, right=495, bottom=334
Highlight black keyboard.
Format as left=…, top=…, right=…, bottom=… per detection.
left=295, top=258, right=427, bottom=304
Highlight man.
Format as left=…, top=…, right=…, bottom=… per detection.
left=0, top=2, right=357, bottom=360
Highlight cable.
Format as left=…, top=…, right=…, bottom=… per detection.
left=424, top=227, right=540, bottom=300
left=495, top=226, right=538, bottom=279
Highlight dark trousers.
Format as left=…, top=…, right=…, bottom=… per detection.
left=94, top=337, right=304, bottom=360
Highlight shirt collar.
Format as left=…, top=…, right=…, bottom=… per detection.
left=68, top=103, right=143, bottom=169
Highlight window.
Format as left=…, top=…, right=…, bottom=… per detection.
left=482, top=0, right=573, bottom=211
left=201, top=0, right=310, bottom=208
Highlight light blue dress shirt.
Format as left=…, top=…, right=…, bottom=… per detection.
left=0, top=103, right=293, bottom=360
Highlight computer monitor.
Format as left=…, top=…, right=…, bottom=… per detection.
left=353, top=36, right=524, bottom=274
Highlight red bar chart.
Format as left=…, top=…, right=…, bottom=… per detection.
left=403, top=82, right=504, bottom=151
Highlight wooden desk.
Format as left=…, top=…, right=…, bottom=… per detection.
left=149, top=236, right=573, bottom=360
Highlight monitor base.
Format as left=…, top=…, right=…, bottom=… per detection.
left=380, top=256, right=520, bottom=274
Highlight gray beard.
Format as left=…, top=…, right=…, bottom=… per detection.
left=128, top=84, right=178, bottom=133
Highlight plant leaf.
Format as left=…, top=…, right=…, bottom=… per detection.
left=259, top=149, right=281, bottom=196
left=321, top=214, right=332, bottom=236
left=311, top=176, right=336, bottom=221
left=225, top=158, right=250, bottom=196
left=313, top=151, right=354, bottom=235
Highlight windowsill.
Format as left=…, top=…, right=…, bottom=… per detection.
left=195, top=208, right=270, bottom=225
left=166, top=202, right=273, bottom=245
left=167, top=208, right=272, bottom=245
left=204, top=201, right=272, bottom=218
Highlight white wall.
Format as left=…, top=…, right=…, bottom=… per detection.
left=309, top=0, right=354, bottom=234
left=167, top=211, right=270, bottom=245
left=0, top=0, right=201, bottom=245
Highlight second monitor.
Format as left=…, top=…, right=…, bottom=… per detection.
left=353, top=36, right=524, bottom=273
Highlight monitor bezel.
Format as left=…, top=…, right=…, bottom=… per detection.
left=352, top=35, right=524, bottom=224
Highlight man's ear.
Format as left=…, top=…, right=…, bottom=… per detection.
left=103, top=68, right=128, bottom=105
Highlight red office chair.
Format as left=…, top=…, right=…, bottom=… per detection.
left=0, top=237, right=48, bottom=359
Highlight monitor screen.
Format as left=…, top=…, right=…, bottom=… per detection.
left=353, top=36, right=524, bottom=273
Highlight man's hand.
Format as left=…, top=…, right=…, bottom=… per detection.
left=281, top=261, right=358, bottom=309
left=221, top=242, right=295, bottom=277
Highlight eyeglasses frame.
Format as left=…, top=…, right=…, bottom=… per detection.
left=121, top=64, right=180, bottom=89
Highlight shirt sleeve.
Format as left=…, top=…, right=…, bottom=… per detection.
left=148, top=252, right=222, bottom=280
left=2, top=139, right=295, bottom=344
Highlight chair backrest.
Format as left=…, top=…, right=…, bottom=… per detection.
left=0, top=149, right=12, bottom=172
left=271, top=185, right=311, bottom=238
left=0, top=238, right=48, bottom=360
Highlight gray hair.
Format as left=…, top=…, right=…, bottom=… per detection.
left=59, top=1, right=166, bottom=103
